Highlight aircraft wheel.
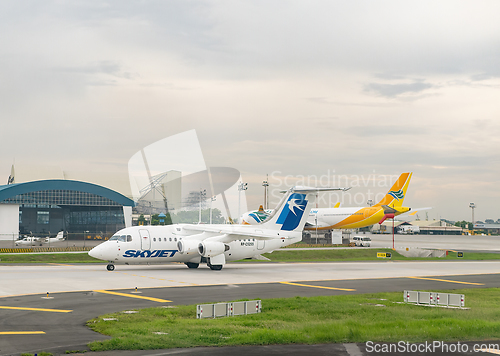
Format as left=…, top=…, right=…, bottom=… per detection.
left=106, top=264, right=115, bottom=271
left=209, top=264, right=223, bottom=271
left=185, top=262, right=199, bottom=269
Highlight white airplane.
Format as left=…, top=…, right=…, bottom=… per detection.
left=15, top=231, right=65, bottom=246
left=89, top=186, right=348, bottom=271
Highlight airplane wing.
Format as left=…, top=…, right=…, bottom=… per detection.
left=180, top=224, right=289, bottom=240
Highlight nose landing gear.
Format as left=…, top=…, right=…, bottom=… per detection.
left=106, top=264, right=115, bottom=271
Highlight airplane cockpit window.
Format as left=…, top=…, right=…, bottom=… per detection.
left=110, top=235, right=132, bottom=242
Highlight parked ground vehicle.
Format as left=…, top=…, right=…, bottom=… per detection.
left=353, top=236, right=371, bottom=247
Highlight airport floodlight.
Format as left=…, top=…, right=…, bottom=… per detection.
left=469, top=202, right=476, bottom=226
left=238, top=182, right=248, bottom=223
left=209, top=196, right=216, bottom=224
left=367, top=199, right=374, bottom=207
left=262, top=176, right=269, bottom=210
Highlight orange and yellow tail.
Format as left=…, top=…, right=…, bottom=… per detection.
left=374, top=173, right=412, bottom=208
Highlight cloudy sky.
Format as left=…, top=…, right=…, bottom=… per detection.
left=1, top=1, right=499, bottom=222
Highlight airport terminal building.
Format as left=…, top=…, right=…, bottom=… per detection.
left=0, top=179, right=134, bottom=240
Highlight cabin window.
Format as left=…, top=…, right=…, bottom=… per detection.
left=169, top=238, right=172, bottom=242
left=164, top=238, right=167, bottom=242
left=174, top=238, right=177, bottom=242
left=153, top=238, right=156, bottom=242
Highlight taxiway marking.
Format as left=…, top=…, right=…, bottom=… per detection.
left=0, top=331, right=45, bottom=335
left=406, top=276, right=484, bottom=285
left=0, top=306, right=72, bottom=313
left=93, top=289, right=172, bottom=303
left=280, top=282, right=356, bottom=291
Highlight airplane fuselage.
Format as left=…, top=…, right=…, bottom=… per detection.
left=15, top=237, right=42, bottom=246
left=89, top=225, right=300, bottom=266
left=307, top=206, right=386, bottom=230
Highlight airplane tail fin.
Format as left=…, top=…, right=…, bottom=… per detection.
left=259, top=186, right=349, bottom=232
left=374, top=173, right=412, bottom=208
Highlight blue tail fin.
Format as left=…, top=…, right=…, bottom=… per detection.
left=276, top=193, right=308, bottom=231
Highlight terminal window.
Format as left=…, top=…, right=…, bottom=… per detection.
left=37, top=211, right=50, bottom=224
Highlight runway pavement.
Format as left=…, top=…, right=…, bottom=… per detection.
left=1, top=259, right=500, bottom=355
left=2, top=259, right=500, bottom=296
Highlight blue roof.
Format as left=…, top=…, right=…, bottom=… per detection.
left=0, top=180, right=134, bottom=206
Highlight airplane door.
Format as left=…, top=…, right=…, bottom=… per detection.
left=257, top=239, right=265, bottom=250
left=139, top=229, right=151, bottom=250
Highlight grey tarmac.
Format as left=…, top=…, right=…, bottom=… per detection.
left=1, top=259, right=500, bottom=356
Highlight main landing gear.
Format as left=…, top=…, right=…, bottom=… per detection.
left=185, top=257, right=223, bottom=270
left=185, top=262, right=199, bottom=269
left=207, top=259, right=223, bottom=271
left=106, top=264, right=115, bottom=271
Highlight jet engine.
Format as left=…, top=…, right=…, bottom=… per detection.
left=198, top=240, right=230, bottom=258
left=177, top=239, right=200, bottom=255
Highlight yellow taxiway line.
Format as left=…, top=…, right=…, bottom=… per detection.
left=406, top=276, right=484, bottom=285
left=0, top=331, right=45, bottom=335
left=0, top=306, right=72, bottom=313
left=280, top=282, right=356, bottom=291
left=93, top=290, right=171, bottom=303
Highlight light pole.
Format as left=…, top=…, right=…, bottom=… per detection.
left=238, top=182, right=248, bottom=224
left=210, top=196, right=216, bottom=224
left=367, top=199, right=374, bottom=207
left=469, top=202, right=475, bottom=230
left=262, top=176, right=269, bottom=210
left=199, top=189, right=206, bottom=224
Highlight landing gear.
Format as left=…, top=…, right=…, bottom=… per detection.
left=106, top=264, right=115, bottom=271
left=208, top=264, right=223, bottom=271
left=185, top=262, right=199, bottom=269
left=207, top=259, right=223, bottom=271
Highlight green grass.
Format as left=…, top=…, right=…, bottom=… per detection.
left=87, top=288, right=500, bottom=351
left=0, top=252, right=101, bottom=263
left=260, top=249, right=500, bottom=262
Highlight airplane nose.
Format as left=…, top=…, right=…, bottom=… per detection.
left=88, top=244, right=103, bottom=259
